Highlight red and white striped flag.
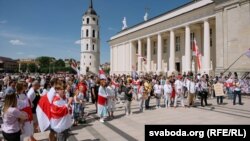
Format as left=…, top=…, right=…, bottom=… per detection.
left=99, top=66, right=105, bottom=75
left=50, top=95, right=72, bottom=133
left=36, top=93, right=52, bottom=132
left=192, top=38, right=199, bottom=56
left=245, top=48, right=250, bottom=58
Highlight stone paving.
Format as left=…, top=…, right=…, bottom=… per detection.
left=1, top=96, right=250, bottom=141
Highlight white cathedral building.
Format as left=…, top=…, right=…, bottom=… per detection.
left=109, top=0, right=250, bottom=76
left=80, top=0, right=100, bottom=75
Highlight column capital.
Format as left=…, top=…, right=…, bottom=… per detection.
left=170, top=29, right=174, bottom=32
left=203, top=18, right=209, bottom=22
left=157, top=33, right=162, bottom=36
left=185, top=24, right=190, bottom=28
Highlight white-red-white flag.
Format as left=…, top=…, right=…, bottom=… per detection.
left=99, top=66, right=105, bottom=75
left=36, top=93, right=52, bottom=132
left=70, top=59, right=80, bottom=77
left=50, top=95, right=72, bottom=133
left=245, top=48, right=250, bottom=58
left=192, top=38, right=199, bottom=56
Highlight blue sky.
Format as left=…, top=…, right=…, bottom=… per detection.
left=0, top=0, right=191, bottom=63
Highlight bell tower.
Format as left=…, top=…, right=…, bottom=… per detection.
left=80, top=0, right=100, bottom=75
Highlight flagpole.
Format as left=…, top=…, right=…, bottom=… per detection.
left=222, top=53, right=245, bottom=74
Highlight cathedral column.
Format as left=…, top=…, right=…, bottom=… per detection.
left=129, top=41, right=133, bottom=72
left=138, top=39, right=142, bottom=72
left=203, top=19, right=210, bottom=74
left=169, top=30, right=175, bottom=73
left=110, top=46, right=113, bottom=74
left=185, top=25, right=191, bottom=72
left=157, top=33, right=162, bottom=73
left=147, top=37, right=151, bottom=72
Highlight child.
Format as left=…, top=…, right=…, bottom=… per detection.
left=106, top=79, right=116, bottom=119
left=73, top=85, right=85, bottom=125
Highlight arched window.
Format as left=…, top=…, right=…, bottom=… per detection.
left=90, top=63, right=91, bottom=66
left=92, top=30, right=95, bottom=38
left=90, top=55, right=91, bottom=59
left=92, top=44, right=95, bottom=51
left=86, top=44, right=88, bottom=50
left=86, top=29, right=89, bottom=37
left=87, top=18, right=89, bottom=24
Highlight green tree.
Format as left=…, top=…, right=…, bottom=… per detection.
left=27, top=63, right=38, bottom=73
left=20, top=63, right=27, bottom=72
left=54, top=59, right=65, bottom=68
left=36, top=56, right=53, bottom=68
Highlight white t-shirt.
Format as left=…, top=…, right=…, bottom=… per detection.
left=164, top=84, right=172, bottom=94
left=188, top=81, right=196, bottom=94
left=27, top=88, right=35, bottom=103
left=175, top=80, right=183, bottom=91
left=154, top=84, right=162, bottom=95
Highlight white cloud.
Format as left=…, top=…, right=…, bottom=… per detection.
left=9, top=39, right=25, bottom=45
left=16, top=52, right=24, bottom=55
left=0, top=20, right=7, bottom=24
left=74, top=40, right=81, bottom=45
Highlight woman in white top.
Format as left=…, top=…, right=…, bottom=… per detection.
left=163, top=79, right=172, bottom=108
left=106, top=79, right=116, bottom=119
left=174, top=76, right=184, bottom=108
left=154, top=80, right=162, bottom=108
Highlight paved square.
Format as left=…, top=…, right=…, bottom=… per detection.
left=24, top=96, right=250, bottom=141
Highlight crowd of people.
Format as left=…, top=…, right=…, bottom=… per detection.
left=0, top=71, right=249, bottom=141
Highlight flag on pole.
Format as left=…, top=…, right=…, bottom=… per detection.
left=70, top=59, right=80, bottom=77
left=99, top=66, right=106, bottom=80
left=192, top=38, right=198, bottom=56
left=245, top=48, right=250, bottom=58
left=99, top=66, right=105, bottom=75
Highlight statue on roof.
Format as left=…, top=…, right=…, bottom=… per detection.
left=122, top=17, right=127, bottom=30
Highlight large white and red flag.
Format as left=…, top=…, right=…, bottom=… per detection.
left=192, top=38, right=199, bottom=56
left=36, top=87, right=56, bottom=132
left=245, top=48, right=250, bottom=58
left=36, top=93, right=52, bottom=132
left=50, top=95, right=72, bottom=133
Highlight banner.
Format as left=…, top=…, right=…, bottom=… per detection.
left=214, top=83, right=225, bottom=96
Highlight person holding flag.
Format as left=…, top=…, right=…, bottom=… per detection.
left=192, top=38, right=202, bottom=72
left=98, top=69, right=109, bottom=123
left=50, top=81, right=73, bottom=141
